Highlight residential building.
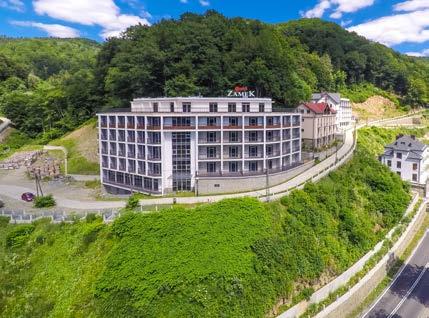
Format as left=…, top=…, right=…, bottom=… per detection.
left=97, top=97, right=303, bottom=195
left=311, top=92, right=352, bottom=131
left=380, top=134, right=429, bottom=184
left=296, top=102, right=336, bottom=149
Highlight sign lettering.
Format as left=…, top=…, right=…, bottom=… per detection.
left=227, top=86, right=256, bottom=98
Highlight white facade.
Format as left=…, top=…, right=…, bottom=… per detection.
left=97, top=97, right=302, bottom=195
left=311, top=93, right=353, bottom=131
left=380, top=135, right=429, bottom=184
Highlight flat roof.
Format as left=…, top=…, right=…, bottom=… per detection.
left=132, top=96, right=273, bottom=102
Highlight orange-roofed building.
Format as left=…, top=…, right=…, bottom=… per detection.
left=296, top=102, right=337, bottom=149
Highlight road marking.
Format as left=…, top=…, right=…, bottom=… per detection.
left=362, top=230, right=429, bottom=318
left=387, top=262, right=429, bottom=318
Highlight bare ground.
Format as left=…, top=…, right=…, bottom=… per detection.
left=352, top=95, right=403, bottom=121
left=63, top=122, right=99, bottom=163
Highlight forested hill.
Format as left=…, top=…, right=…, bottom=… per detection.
left=1, top=11, right=428, bottom=142
left=96, top=11, right=429, bottom=109
left=0, top=38, right=99, bottom=79
left=0, top=38, right=100, bottom=140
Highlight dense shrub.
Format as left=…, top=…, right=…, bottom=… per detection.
left=33, top=195, right=56, bottom=208
left=6, top=224, right=35, bottom=248
left=125, top=194, right=140, bottom=210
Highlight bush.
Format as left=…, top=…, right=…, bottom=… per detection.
left=6, top=224, right=35, bottom=248
left=125, top=194, right=140, bottom=210
left=34, top=195, right=56, bottom=208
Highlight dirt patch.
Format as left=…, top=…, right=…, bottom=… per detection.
left=63, top=122, right=99, bottom=163
left=352, top=95, right=402, bottom=121
left=0, top=127, right=13, bottom=143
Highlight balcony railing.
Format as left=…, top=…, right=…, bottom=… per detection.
left=244, top=124, right=264, bottom=129
left=198, top=139, right=221, bottom=144
left=163, top=125, right=195, bottom=130
left=198, top=124, right=221, bottom=129
left=109, top=123, right=116, bottom=128
left=266, top=152, right=281, bottom=158
left=266, top=124, right=281, bottom=129
left=100, top=123, right=107, bottom=128
left=198, top=154, right=221, bottom=160
left=147, top=171, right=162, bottom=177
left=137, top=153, right=145, bottom=160
left=136, top=124, right=145, bottom=129
left=127, top=124, right=135, bottom=129
left=117, top=123, right=125, bottom=129
left=223, top=154, right=242, bottom=159
left=223, top=139, right=242, bottom=143
left=245, top=138, right=263, bottom=143
left=118, top=151, right=125, bottom=157
left=147, top=125, right=161, bottom=130
left=147, top=139, right=161, bottom=145
left=147, top=156, right=162, bottom=161
left=223, top=125, right=242, bottom=129
left=128, top=152, right=136, bottom=158
left=266, top=137, right=281, bottom=142
left=245, top=153, right=263, bottom=159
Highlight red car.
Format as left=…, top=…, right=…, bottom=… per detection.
left=21, top=192, right=35, bottom=202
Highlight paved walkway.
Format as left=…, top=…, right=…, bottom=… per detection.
left=0, top=113, right=423, bottom=211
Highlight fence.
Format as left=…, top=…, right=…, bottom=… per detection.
left=0, top=208, right=121, bottom=224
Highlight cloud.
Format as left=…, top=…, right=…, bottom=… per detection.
left=394, top=0, right=429, bottom=12
left=406, top=48, right=429, bottom=56
left=32, top=0, right=150, bottom=39
left=348, top=9, right=429, bottom=46
left=11, top=21, right=80, bottom=37
left=199, top=0, right=210, bottom=6
left=0, top=0, right=25, bottom=12
left=303, top=0, right=374, bottom=19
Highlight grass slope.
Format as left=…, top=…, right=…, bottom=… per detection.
left=0, top=133, right=411, bottom=317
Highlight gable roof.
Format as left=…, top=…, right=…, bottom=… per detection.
left=312, top=92, right=341, bottom=104
left=301, top=102, right=336, bottom=114
left=385, top=135, right=426, bottom=153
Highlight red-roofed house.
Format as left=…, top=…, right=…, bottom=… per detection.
left=296, top=102, right=337, bottom=149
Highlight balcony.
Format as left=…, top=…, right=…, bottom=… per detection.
left=118, top=151, right=126, bottom=157
left=147, top=125, right=161, bottom=130
left=292, top=134, right=300, bottom=139
left=109, top=123, right=116, bottom=128
left=283, top=122, right=292, bottom=127
left=128, top=152, right=136, bottom=158
left=198, top=124, right=221, bottom=130
left=245, top=124, right=264, bottom=129
left=292, top=147, right=300, bottom=153
left=198, top=138, right=221, bottom=144
left=163, top=125, right=195, bottom=130
left=245, top=153, right=263, bottom=159
left=147, top=170, right=162, bottom=177
left=137, top=153, right=145, bottom=160
left=266, top=124, right=281, bottom=129
left=224, top=154, right=242, bottom=160
left=223, top=125, right=242, bottom=129
left=245, top=138, right=263, bottom=143
left=127, top=123, right=135, bottom=129
left=117, top=123, right=126, bottom=129
left=136, top=124, right=145, bottom=129
left=266, top=152, right=281, bottom=158
left=147, top=139, right=161, bottom=145
left=198, top=154, right=221, bottom=160
left=147, top=156, right=162, bottom=161
left=100, top=123, right=107, bottom=128
left=266, top=137, right=281, bottom=142
left=223, top=138, right=242, bottom=144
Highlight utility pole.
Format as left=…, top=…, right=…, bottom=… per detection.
left=265, top=168, right=270, bottom=201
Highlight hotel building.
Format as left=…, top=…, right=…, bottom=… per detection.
left=97, top=97, right=303, bottom=195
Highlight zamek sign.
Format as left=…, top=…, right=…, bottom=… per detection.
left=227, top=86, right=256, bottom=98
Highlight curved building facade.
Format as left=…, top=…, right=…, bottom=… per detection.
left=98, top=97, right=303, bottom=195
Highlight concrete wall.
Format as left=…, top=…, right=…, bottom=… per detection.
left=315, top=199, right=427, bottom=318
left=197, top=161, right=314, bottom=195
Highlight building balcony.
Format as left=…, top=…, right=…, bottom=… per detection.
left=127, top=124, right=135, bottom=129
left=198, top=154, right=221, bottom=160
left=100, top=123, right=108, bottom=128
left=283, top=122, right=292, bottom=127
left=198, top=139, right=221, bottom=144
left=244, top=125, right=264, bottom=129
left=147, top=125, right=161, bottom=130
left=266, top=137, right=281, bottom=142
left=267, top=152, right=281, bottom=158
left=292, top=134, right=300, bottom=139
left=117, top=124, right=126, bottom=129
left=163, top=125, right=195, bottom=130
left=198, top=125, right=221, bottom=130
left=147, top=156, right=161, bottom=161
left=137, top=153, right=145, bottom=160
left=223, top=154, right=242, bottom=160
left=147, top=171, right=162, bottom=177
left=136, top=124, right=145, bottom=129
left=223, top=139, right=242, bottom=144
left=266, top=124, right=281, bottom=129
left=147, top=139, right=161, bottom=145
left=244, top=138, right=264, bottom=143
left=245, top=153, right=264, bottom=159
left=128, top=152, right=136, bottom=158
left=292, top=147, right=300, bottom=153
left=118, top=151, right=126, bottom=157
left=109, top=124, right=116, bottom=128
left=223, top=125, right=242, bottom=129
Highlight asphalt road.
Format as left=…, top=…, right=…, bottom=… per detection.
left=363, top=230, right=429, bottom=318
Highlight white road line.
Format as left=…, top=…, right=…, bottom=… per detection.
left=387, top=262, right=429, bottom=318
left=362, top=230, right=429, bottom=318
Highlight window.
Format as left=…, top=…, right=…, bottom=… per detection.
left=259, top=103, right=265, bottom=112
left=172, top=117, right=191, bottom=127
left=396, top=152, right=402, bottom=159
left=249, top=131, right=258, bottom=142
left=170, top=102, right=175, bottom=112
left=207, top=147, right=217, bottom=158
left=207, top=132, right=217, bottom=143
left=397, top=161, right=401, bottom=169
left=249, top=161, right=258, bottom=172
left=207, top=162, right=217, bottom=173
left=229, top=117, right=239, bottom=126
left=387, top=160, right=391, bottom=167
left=249, top=117, right=258, bottom=126
left=413, top=163, right=418, bottom=170
left=229, top=131, right=239, bottom=142
left=266, top=145, right=273, bottom=156
left=228, top=103, right=236, bottom=113
left=249, top=146, right=258, bottom=157
left=153, top=102, right=158, bottom=112
left=207, top=117, right=217, bottom=126
left=209, top=102, right=218, bottom=113
left=182, top=102, right=191, bottom=113
left=229, top=162, right=238, bottom=172
left=242, top=103, right=250, bottom=112
left=412, top=174, right=418, bottom=181
left=229, top=146, right=239, bottom=158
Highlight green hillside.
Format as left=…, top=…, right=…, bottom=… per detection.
left=0, top=134, right=411, bottom=317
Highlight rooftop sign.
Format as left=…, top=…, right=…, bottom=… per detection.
left=227, top=86, right=256, bottom=98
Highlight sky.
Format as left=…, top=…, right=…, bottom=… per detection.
left=1, top=0, right=429, bottom=57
